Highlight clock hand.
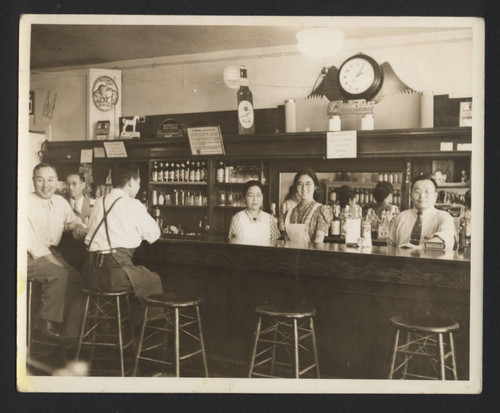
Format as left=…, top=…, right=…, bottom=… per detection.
left=356, top=63, right=365, bottom=78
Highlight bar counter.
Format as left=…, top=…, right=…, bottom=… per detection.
left=137, top=236, right=470, bottom=379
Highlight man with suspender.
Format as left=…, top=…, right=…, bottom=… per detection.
left=83, top=162, right=163, bottom=319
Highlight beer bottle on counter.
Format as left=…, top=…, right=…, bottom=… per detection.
left=237, top=65, right=255, bottom=134
left=331, top=204, right=341, bottom=237
left=152, top=161, right=159, bottom=182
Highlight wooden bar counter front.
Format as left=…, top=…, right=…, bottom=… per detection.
left=138, top=237, right=470, bottom=380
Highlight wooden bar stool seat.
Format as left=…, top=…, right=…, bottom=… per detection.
left=248, top=304, right=320, bottom=378
left=75, top=289, right=135, bottom=376
left=133, top=293, right=208, bottom=377
left=389, top=315, right=459, bottom=380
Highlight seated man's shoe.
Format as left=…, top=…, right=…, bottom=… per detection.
left=36, top=317, right=62, bottom=339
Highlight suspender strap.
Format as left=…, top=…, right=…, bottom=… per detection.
left=87, top=196, right=123, bottom=251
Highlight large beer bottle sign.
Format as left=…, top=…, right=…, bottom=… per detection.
left=237, top=65, right=255, bottom=134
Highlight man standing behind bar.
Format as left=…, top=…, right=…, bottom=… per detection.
left=83, top=162, right=163, bottom=319
left=28, top=163, right=87, bottom=339
left=388, top=175, right=456, bottom=250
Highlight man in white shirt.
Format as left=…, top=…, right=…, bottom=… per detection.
left=28, top=163, right=87, bottom=338
left=56, top=171, right=94, bottom=271
left=388, top=175, right=456, bottom=250
left=83, top=162, right=163, bottom=319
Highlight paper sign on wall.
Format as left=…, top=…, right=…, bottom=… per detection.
left=80, top=149, right=93, bottom=164
left=103, top=141, right=128, bottom=158
left=187, top=126, right=225, bottom=156
left=326, top=131, right=357, bottom=159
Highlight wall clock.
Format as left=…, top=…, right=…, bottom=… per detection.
left=337, top=54, right=384, bottom=101
left=92, top=76, right=119, bottom=111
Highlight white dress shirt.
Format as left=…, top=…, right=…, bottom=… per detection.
left=28, top=193, right=82, bottom=259
left=85, top=188, right=160, bottom=251
left=388, top=207, right=456, bottom=250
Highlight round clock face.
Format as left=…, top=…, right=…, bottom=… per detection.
left=338, top=55, right=383, bottom=100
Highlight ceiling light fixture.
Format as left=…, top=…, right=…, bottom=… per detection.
left=296, top=27, right=345, bottom=59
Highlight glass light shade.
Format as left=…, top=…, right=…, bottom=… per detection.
left=296, top=27, right=345, bottom=59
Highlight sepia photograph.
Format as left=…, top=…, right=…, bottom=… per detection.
left=17, top=14, right=484, bottom=394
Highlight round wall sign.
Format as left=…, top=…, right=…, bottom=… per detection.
left=92, top=76, right=119, bottom=111
left=223, top=66, right=241, bottom=89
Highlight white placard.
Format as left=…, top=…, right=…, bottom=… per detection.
left=187, top=126, right=225, bottom=156
left=326, top=131, right=357, bottom=159
left=94, top=147, right=106, bottom=158
left=103, top=141, right=128, bottom=158
left=457, top=143, right=473, bottom=151
left=80, top=149, right=93, bottom=164
left=440, top=142, right=454, bottom=151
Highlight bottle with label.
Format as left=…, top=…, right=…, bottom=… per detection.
left=151, top=190, right=158, bottom=206
left=459, top=207, right=471, bottom=249
left=216, top=161, right=225, bottom=183
left=200, top=161, right=206, bottom=182
left=151, top=162, right=158, bottom=182
left=174, top=163, right=180, bottom=182
left=168, top=163, right=175, bottom=182
left=164, top=162, right=170, bottom=182
left=377, top=210, right=390, bottom=241
left=224, top=160, right=231, bottom=183
left=237, top=65, right=255, bottom=134
left=331, top=204, right=341, bottom=237
left=194, top=161, right=201, bottom=182
left=179, top=162, right=185, bottom=182
left=158, top=191, right=165, bottom=206
left=185, top=161, right=191, bottom=182
left=270, top=202, right=278, bottom=225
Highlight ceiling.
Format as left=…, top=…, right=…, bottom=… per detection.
left=30, top=24, right=463, bottom=70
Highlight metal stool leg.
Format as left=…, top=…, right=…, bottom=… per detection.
left=248, top=316, right=262, bottom=377
left=449, top=332, right=458, bottom=380
left=174, top=307, right=180, bottom=377
left=293, top=319, right=299, bottom=378
left=437, top=333, right=446, bottom=380
left=269, top=320, right=279, bottom=376
left=116, top=296, right=125, bottom=377
left=76, top=294, right=91, bottom=361
left=309, top=317, right=320, bottom=378
left=27, top=280, right=33, bottom=362
left=402, top=331, right=411, bottom=379
left=195, top=305, right=209, bottom=377
left=389, top=328, right=400, bottom=379
left=132, top=305, right=149, bottom=376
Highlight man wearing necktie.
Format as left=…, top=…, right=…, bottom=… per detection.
left=27, top=163, right=87, bottom=339
left=56, top=172, right=94, bottom=271
left=388, top=175, right=456, bottom=250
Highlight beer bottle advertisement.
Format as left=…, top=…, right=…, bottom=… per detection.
left=237, top=66, right=255, bottom=134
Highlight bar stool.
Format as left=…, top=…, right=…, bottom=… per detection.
left=388, top=315, right=459, bottom=380
left=133, top=293, right=208, bottom=377
left=75, top=289, right=135, bottom=376
left=27, top=279, right=64, bottom=368
left=248, top=304, right=320, bottom=378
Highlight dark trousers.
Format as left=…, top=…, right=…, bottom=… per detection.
left=27, top=250, right=86, bottom=338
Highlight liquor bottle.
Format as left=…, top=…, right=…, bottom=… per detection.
left=362, top=212, right=373, bottom=247
left=179, top=162, right=185, bottom=182
left=331, top=204, right=341, bottom=237
left=151, top=161, right=158, bottom=182
left=185, top=160, right=191, bottom=182
left=194, top=161, right=201, bottom=182
left=224, top=160, right=231, bottom=183
left=270, top=202, right=278, bottom=225
left=164, top=162, right=170, bottom=182
left=168, top=162, right=175, bottom=182
left=216, top=161, right=225, bottom=183
left=174, top=163, right=180, bottom=182
left=199, top=161, right=205, bottom=182
left=151, top=190, right=158, bottom=206
left=237, top=65, right=255, bottom=134
left=190, top=161, right=196, bottom=182
left=459, top=207, right=471, bottom=249
left=377, top=210, right=390, bottom=241
left=158, top=191, right=165, bottom=206
left=159, top=162, right=165, bottom=182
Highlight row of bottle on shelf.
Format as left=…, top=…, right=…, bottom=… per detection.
left=151, top=208, right=210, bottom=237
left=215, top=161, right=267, bottom=184
left=151, top=160, right=208, bottom=183
left=150, top=189, right=207, bottom=207
left=437, top=190, right=468, bottom=205
left=329, top=189, right=402, bottom=207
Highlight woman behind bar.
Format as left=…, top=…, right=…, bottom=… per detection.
left=228, top=180, right=280, bottom=243
left=284, top=168, right=331, bottom=243
left=373, top=181, right=399, bottom=220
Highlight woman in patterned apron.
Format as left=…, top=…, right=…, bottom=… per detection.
left=284, top=169, right=331, bottom=243
left=228, top=180, right=280, bottom=244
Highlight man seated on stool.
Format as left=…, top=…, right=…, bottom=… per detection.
left=388, top=175, right=456, bottom=250
left=56, top=171, right=94, bottom=272
left=28, top=163, right=87, bottom=339
left=83, top=162, right=163, bottom=321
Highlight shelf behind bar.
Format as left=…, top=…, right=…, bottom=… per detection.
left=45, top=127, right=472, bottom=162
